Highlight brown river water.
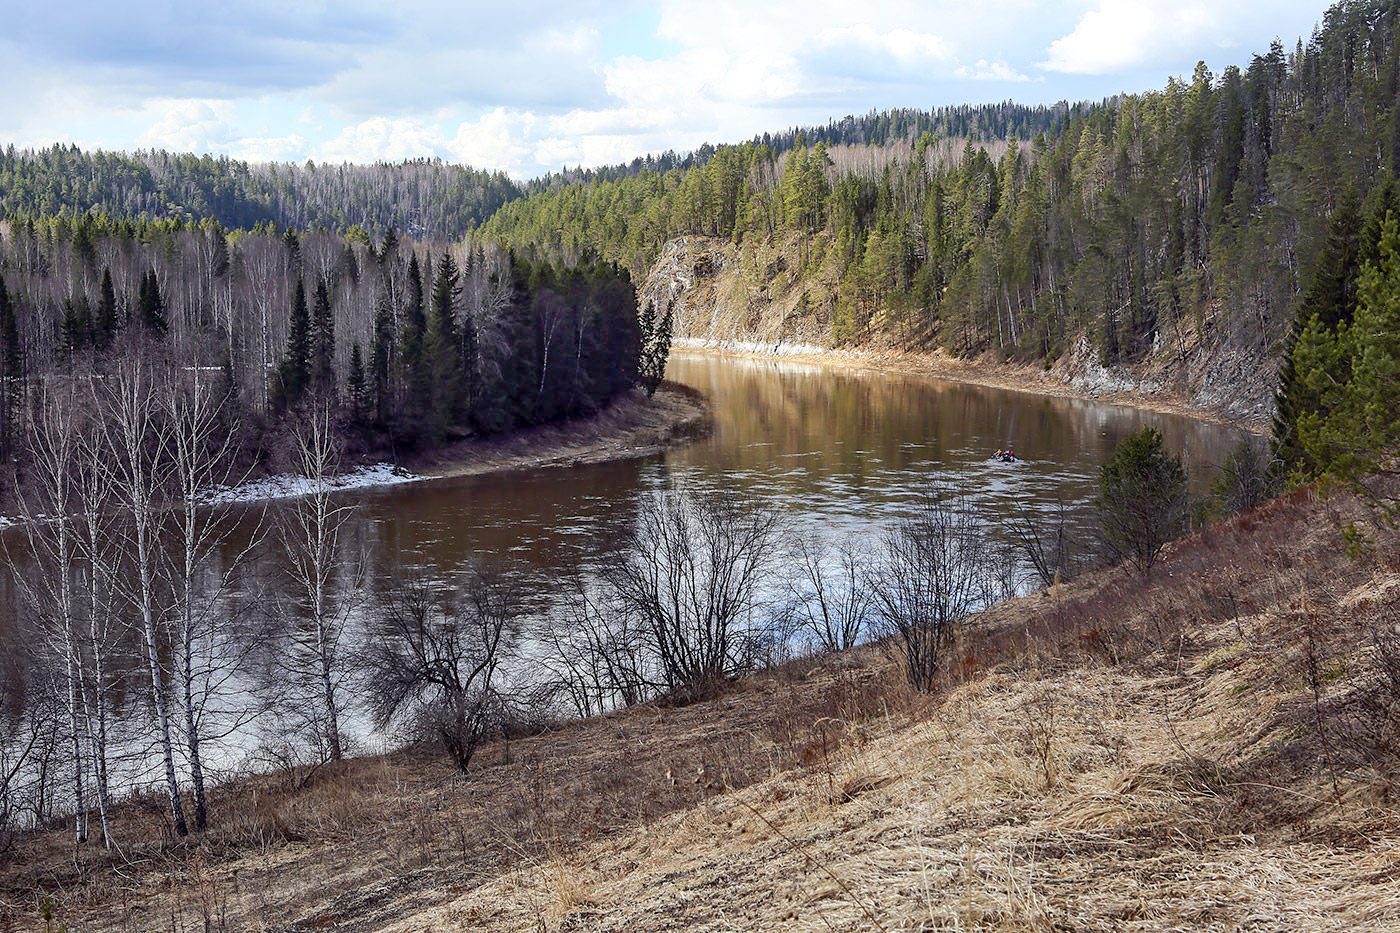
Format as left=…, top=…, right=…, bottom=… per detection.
left=318, top=350, right=1243, bottom=580
left=0, top=351, right=1247, bottom=758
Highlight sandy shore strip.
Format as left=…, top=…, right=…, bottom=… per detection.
left=407, top=381, right=711, bottom=481
left=673, top=339, right=1268, bottom=432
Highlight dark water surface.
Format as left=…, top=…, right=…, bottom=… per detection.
left=2, top=351, right=1248, bottom=631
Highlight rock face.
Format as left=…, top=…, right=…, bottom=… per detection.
left=640, top=234, right=1277, bottom=422
left=638, top=235, right=831, bottom=352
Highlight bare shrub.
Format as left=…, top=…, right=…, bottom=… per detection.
left=540, top=578, right=652, bottom=718
left=1005, top=496, right=1082, bottom=589
left=601, top=488, right=783, bottom=701
left=364, top=561, right=522, bottom=772
left=871, top=488, right=1001, bottom=692
left=782, top=536, right=874, bottom=654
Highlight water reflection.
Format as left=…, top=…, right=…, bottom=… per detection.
left=0, top=352, right=1247, bottom=742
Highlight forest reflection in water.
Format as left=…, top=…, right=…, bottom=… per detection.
left=0, top=351, right=1246, bottom=768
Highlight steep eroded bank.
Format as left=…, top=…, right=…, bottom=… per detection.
left=641, top=235, right=1276, bottom=430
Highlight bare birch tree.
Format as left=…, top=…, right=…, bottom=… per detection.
left=274, top=404, right=360, bottom=762
left=164, top=367, right=259, bottom=831
left=71, top=398, right=122, bottom=849
left=101, top=361, right=189, bottom=837
left=16, top=382, right=88, bottom=843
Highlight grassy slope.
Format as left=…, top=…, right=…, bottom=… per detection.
left=6, top=484, right=1400, bottom=931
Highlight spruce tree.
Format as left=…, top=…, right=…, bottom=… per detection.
left=94, top=266, right=118, bottom=350
left=274, top=276, right=311, bottom=411
left=138, top=269, right=167, bottom=335
left=398, top=252, right=431, bottom=441
left=427, top=252, right=464, bottom=433
left=638, top=299, right=673, bottom=397
left=347, top=341, right=368, bottom=427
left=61, top=296, right=91, bottom=353
left=1097, top=427, right=1190, bottom=574
left=0, top=275, right=22, bottom=459
left=371, top=296, right=394, bottom=426
left=312, top=276, right=335, bottom=394
left=1272, top=196, right=1362, bottom=475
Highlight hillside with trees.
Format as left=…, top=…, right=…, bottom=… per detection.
left=0, top=214, right=658, bottom=480
left=484, top=0, right=1400, bottom=393
left=0, top=149, right=522, bottom=239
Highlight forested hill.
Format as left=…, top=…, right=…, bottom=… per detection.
left=523, top=101, right=1081, bottom=192
left=484, top=0, right=1400, bottom=377
left=0, top=147, right=522, bottom=239
left=4, top=0, right=1399, bottom=381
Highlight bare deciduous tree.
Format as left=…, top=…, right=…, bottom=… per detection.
left=101, top=360, right=189, bottom=837
left=542, top=577, right=652, bottom=718
left=365, top=561, right=520, bottom=772
left=17, top=382, right=90, bottom=843
left=603, top=490, right=783, bottom=700
left=871, top=489, right=998, bottom=692
left=164, top=367, right=260, bottom=831
left=1005, top=497, right=1081, bottom=590
left=782, top=536, right=874, bottom=655
left=273, top=404, right=360, bottom=762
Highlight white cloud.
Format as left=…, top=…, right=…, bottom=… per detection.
left=1041, top=1, right=1222, bottom=75
left=445, top=108, right=538, bottom=173
left=314, top=117, right=443, bottom=164
left=955, top=59, right=1031, bottom=82
left=232, top=134, right=312, bottom=163
left=134, top=99, right=237, bottom=154
left=814, top=24, right=952, bottom=67
left=0, top=2, right=1335, bottom=180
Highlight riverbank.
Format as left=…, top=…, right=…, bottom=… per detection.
left=674, top=339, right=1270, bottom=432
left=405, top=380, right=711, bottom=481
left=7, top=479, right=1398, bottom=930
left=160, top=382, right=711, bottom=509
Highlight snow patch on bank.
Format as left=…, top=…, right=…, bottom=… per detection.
left=203, top=462, right=421, bottom=505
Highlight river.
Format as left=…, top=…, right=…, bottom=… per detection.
left=326, top=350, right=1245, bottom=583
left=0, top=351, right=1247, bottom=778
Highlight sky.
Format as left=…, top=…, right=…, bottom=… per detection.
left=0, top=0, right=1332, bottom=180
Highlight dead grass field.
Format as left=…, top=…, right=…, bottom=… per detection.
left=5, top=481, right=1400, bottom=931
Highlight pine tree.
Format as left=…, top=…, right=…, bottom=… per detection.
left=274, top=276, right=311, bottom=411
left=138, top=269, right=167, bottom=334
left=94, top=266, right=118, bottom=350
